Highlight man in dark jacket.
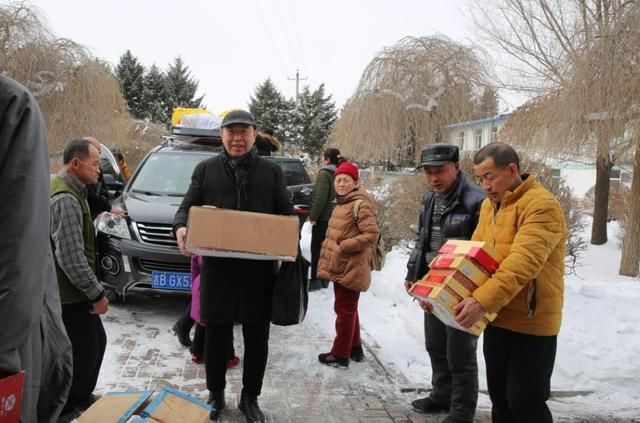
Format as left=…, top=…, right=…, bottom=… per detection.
left=174, top=109, right=293, bottom=423
left=0, top=75, right=73, bottom=422
left=404, top=144, right=486, bottom=423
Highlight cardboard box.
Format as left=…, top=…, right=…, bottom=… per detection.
left=78, top=391, right=153, bottom=422
left=0, top=371, right=24, bottom=422
left=421, top=268, right=479, bottom=297
left=438, top=240, right=502, bottom=274
left=140, top=387, right=210, bottom=422
left=409, top=277, right=497, bottom=336
left=185, top=206, right=299, bottom=261
left=409, top=282, right=463, bottom=314
left=429, top=302, right=491, bottom=336
left=430, top=254, right=490, bottom=287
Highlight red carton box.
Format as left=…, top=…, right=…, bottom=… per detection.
left=438, top=240, right=502, bottom=274
left=423, top=268, right=479, bottom=297
left=0, top=371, right=25, bottom=422
left=429, top=254, right=490, bottom=287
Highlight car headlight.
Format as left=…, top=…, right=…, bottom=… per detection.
left=95, top=212, right=131, bottom=240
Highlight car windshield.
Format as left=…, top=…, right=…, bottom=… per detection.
left=130, top=152, right=212, bottom=196
left=278, top=161, right=308, bottom=186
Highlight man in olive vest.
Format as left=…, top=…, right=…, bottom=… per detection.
left=50, top=138, right=109, bottom=417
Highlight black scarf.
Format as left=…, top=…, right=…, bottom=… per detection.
left=221, top=146, right=258, bottom=210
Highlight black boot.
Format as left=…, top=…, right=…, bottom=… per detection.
left=207, top=391, right=225, bottom=421
left=172, top=321, right=191, bottom=347
left=238, top=391, right=265, bottom=422
left=350, top=345, right=365, bottom=362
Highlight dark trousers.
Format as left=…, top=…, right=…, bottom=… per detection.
left=176, top=301, right=195, bottom=332
left=310, top=221, right=329, bottom=280
left=331, top=283, right=361, bottom=359
left=61, top=302, right=107, bottom=409
left=424, top=313, right=478, bottom=422
left=191, top=324, right=205, bottom=356
left=483, top=326, right=557, bottom=423
left=205, top=321, right=270, bottom=396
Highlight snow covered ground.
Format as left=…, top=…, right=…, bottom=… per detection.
left=316, top=219, right=639, bottom=419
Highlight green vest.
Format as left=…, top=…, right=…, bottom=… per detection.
left=50, top=176, right=98, bottom=304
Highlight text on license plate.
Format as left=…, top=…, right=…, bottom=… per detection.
left=151, top=271, right=191, bottom=291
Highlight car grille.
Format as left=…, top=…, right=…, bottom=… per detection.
left=137, top=258, right=190, bottom=273
left=134, top=222, right=177, bottom=247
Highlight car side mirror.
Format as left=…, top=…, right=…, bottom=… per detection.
left=103, top=174, right=124, bottom=193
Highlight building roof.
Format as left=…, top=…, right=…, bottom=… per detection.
left=443, top=113, right=512, bottom=130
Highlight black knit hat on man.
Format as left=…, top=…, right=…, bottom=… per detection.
left=417, top=143, right=459, bottom=168
left=221, top=109, right=256, bottom=128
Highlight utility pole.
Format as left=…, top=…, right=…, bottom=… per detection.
left=288, top=68, right=308, bottom=106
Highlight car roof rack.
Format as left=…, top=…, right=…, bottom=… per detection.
left=170, top=126, right=221, bottom=138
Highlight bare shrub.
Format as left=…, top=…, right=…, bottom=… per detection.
left=582, top=183, right=631, bottom=222
left=375, top=173, right=425, bottom=250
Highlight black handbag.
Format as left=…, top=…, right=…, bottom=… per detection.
left=271, top=248, right=310, bottom=326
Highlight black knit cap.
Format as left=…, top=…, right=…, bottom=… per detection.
left=417, top=143, right=459, bottom=168
left=221, top=109, right=256, bottom=128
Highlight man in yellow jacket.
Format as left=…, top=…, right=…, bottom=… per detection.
left=454, top=143, right=568, bottom=423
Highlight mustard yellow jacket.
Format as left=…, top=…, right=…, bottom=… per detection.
left=471, top=174, right=568, bottom=336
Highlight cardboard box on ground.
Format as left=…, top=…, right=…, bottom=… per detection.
left=409, top=240, right=502, bottom=336
left=185, top=206, right=300, bottom=261
left=77, top=387, right=210, bottom=422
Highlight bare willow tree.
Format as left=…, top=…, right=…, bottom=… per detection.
left=0, top=2, right=130, bottom=153
left=469, top=0, right=637, bottom=245
left=329, top=35, right=491, bottom=165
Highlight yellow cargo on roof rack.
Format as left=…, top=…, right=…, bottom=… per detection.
left=171, top=107, right=210, bottom=126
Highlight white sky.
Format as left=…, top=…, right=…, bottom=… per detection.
left=20, top=0, right=526, bottom=114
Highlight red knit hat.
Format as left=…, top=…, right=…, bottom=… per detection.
left=334, top=161, right=359, bottom=181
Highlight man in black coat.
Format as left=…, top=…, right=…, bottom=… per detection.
left=174, top=109, right=293, bottom=423
left=404, top=144, right=486, bottom=423
left=0, top=75, right=73, bottom=422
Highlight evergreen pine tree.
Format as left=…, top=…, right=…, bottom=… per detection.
left=116, top=50, right=146, bottom=119
left=143, top=64, right=168, bottom=123
left=249, top=78, right=292, bottom=142
left=164, top=56, right=204, bottom=119
left=292, top=83, right=337, bottom=158
left=476, top=87, right=499, bottom=118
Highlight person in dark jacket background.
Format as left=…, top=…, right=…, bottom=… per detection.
left=308, top=147, right=343, bottom=291
left=254, top=128, right=281, bottom=156
left=174, top=109, right=293, bottom=423
left=0, top=74, right=73, bottom=423
left=404, top=144, right=485, bottom=423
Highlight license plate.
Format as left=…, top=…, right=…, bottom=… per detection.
left=151, top=271, right=192, bottom=291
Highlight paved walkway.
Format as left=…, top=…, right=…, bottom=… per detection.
left=95, top=293, right=635, bottom=423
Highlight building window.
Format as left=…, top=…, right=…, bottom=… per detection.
left=610, top=168, right=621, bottom=180
left=552, top=168, right=561, bottom=179
left=491, top=126, right=498, bottom=142
left=457, top=131, right=465, bottom=149
left=474, top=129, right=482, bottom=150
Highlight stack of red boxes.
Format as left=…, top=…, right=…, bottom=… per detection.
left=409, top=240, right=502, bottom=335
